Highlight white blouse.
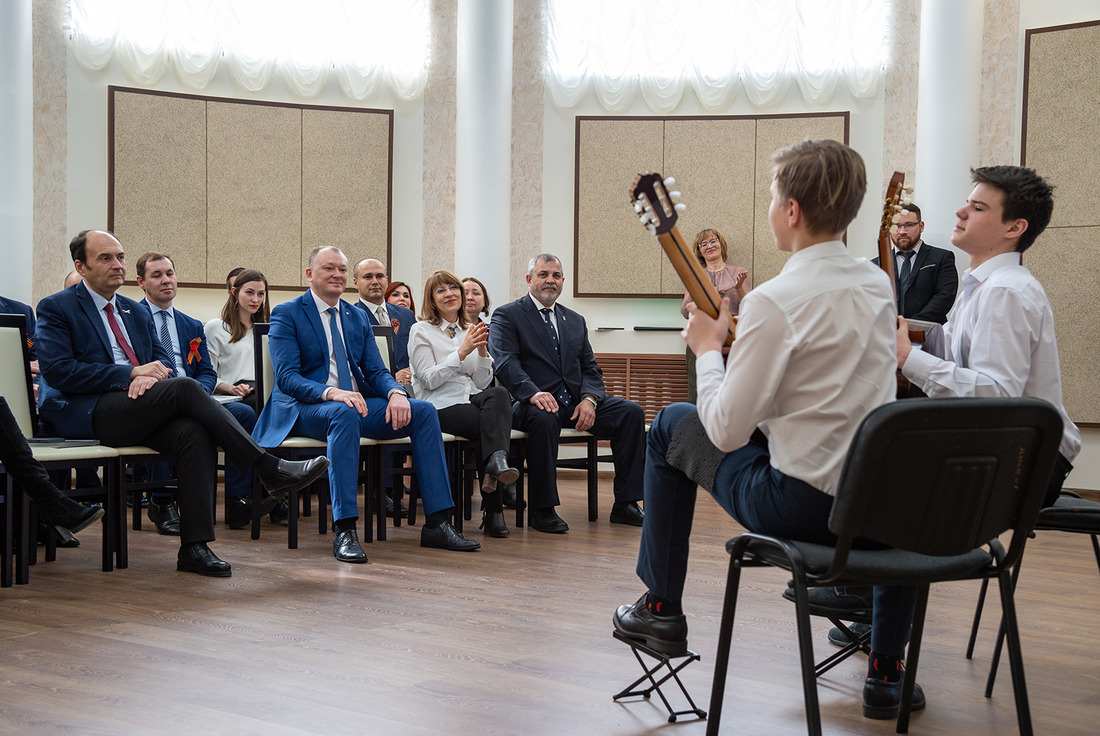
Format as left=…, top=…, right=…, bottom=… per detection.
left=204, top=319, right=255, bottom=386
left=408, top=320, right=493, bottom=410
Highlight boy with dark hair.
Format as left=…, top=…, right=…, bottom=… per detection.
left=898, top=165, right=1079, bottom=503
left=613, top=139, right=917, bottom=718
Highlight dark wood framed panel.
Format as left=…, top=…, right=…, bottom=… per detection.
left=1022, top=21, right=1100, bottom=425
left=108, top=86, right=393, bottom=290
left=574, top=112, right=849, bottom=298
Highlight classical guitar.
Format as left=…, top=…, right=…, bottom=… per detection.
left=630, top=172, right=736, bottom=345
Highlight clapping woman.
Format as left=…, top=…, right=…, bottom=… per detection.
left=408, top=270, right=517, bottom=538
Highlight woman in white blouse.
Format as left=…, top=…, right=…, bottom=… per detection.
left=205, top=269, right=269, bottom=413
left=408, top=270, right=517, bottom=539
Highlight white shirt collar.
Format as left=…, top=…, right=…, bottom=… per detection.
left=528, top=293, right=555, bottom=313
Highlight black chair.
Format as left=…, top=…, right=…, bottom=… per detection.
left=966, top=489, right=1100, bottom=697
left=706, top=398, right=1063, bottom=736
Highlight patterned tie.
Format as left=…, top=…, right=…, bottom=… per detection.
left=540, top=308, right=560, bottom=355
left=327, top=307, right=353, bottom=390
left=897, top=251, right=914, bottom=315
left=104, top=302, right=139, bottom=367
left=158, top=310, right=174, bottom=363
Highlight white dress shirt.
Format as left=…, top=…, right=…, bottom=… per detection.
left=84, top=281, right=136, bottom=367
left=146, top=304, right=184, bottom=374
left=308, top=290, right=359, bottom=396
left=528, top=293, right=560, bottom=338
left=695, top=241, right=897, bottom=496
left=408, top=320, right=494, bottom=410
left=204, top=319, right=254, bottom=385
left=902, top=251, right=1081, bottom=461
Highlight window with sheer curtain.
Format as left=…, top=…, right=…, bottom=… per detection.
left=64, top=0, right=431, bottom=100
left=546, top=0, right=891, bottom=112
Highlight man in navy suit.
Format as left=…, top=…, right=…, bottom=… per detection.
left=0, top=293, right=39, bottom=396
left=490, top=253, right=645, bottom=534
left=252, top=246, right=479, bottom=563
left=871, top=203, right=958, bottom=324
left=35, top=230, right=328, bottom=577
left=353, top=258, right=415, bottom=382
left=135, top=251, right=271, bottom=532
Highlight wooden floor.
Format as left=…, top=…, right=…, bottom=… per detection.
left=1, top=473, right=1097, bottom=735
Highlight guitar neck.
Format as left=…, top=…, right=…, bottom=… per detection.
left=657, top=225, right=737, bottom=343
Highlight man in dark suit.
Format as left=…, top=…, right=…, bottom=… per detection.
left=353, top=258, right=415, bottom=381
left=0, top=294, right=39, bottom=396
left=135, top=251, right=271, bottom=532
left=489, top=253, right=645, bottom=533
left=871, top=203, right=958, bottom=324
left=35, top=230, right=328, bottom=577
left=252, top=246, right=479, bottom=563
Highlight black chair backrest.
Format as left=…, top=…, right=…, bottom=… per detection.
left=0, top=313, right=39, bottom=437
left=252, top=322, right=271, bottom=415
left=829, top=398, right=1063, bottom=569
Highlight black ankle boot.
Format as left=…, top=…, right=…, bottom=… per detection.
left=479, top=491, right=509, bottom=538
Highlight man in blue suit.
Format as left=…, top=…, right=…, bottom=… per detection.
left=0, top=293, right=39, bottom=394
left=36, top=230, right=328, bottom=577
left=252, top=246, right=479, bottom=563
left=490, top=253, right=645, bottom=534
left=135, top=251, right=272, bottom=532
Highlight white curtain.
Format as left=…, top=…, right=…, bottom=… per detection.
left=65, top=0, right=431, bottom=101
left=545, top=0, right=891, bottom=112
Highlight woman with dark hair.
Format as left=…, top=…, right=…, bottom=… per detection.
left=408, top=270, right=517, bottom=538
left=205, top=269, right=269, bottom=410
left=681, top=228, right=750, bottom=403
left=461, top=276, right=491, bottom=324
left=385, top=280, right=415, bottom=315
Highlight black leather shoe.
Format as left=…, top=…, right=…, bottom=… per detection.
left=500, top=482, right=526, bottom=510
left=269, top=500, right=289, bottom=525
left=479, top=510, right=510, bottom=538
left=148, top=497, right=181, bottom=536
left=385, top=494, right=408, bottom=519
left=48, top=503, right=104, bottom=544
left=609, top=500, right=644, bottom=526
left=863, top=673, right=926, bottom=719
left=177, top=543, right=232, bottom=577
left=613, top=594, right=689, bottom=657
left=485, top=450, right=519, bottom=486
left=38, top=523, right=80, bottom=547
left=828, top=622, right=872, bottom=648
left=784, top=586, right=874, bottom=616
left=225, top=495, right=278, bottom=529
left=261, top=456, right=331, bottom=500
left=420, top=521, right=480, bottom=551
left=333, top=529, right=369, bottom=563
left=530, top=507, right=569, bottom=533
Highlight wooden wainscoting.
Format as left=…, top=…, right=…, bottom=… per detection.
left=595, top=353, right=688, bottom=423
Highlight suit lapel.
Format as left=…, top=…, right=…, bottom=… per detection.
left=524, top=298, right=564, bottom=372
left=76, top=286, right=113, bottom=358
left=340, top=300, right=369, bottom=387
left=300, top=293, right=329, bottom=362
left=117, top=297, right=150, bottom=364
left=903, top=246, right=930, bottom=296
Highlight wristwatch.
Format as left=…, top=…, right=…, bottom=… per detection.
left=582, top=394, right=599, bottom=407
left=388, top=388, right=408, bottom=399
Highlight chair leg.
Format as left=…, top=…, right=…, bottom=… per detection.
left=587, top=437, right=598, bottom=522
left=706, top=554, right=745, bottom=736
left=896, top=585, right=930, bottom=734
left=966, top=578, right=990, bottom=659
left=984, top=561, right=1024, bottom=697
left=1091, top=534, right=1100, bottom=576
left=997, top=568, right=1034, bottom=736
left=789, top=579, right=823, bottom=736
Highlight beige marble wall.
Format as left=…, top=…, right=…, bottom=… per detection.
left=510, top=0, right=545, bottom=300
left=32, top=0, right=67, bottom=302
left=980, top=0, right=1020, bottom=166
left=883, top=0, right=921, bottom=187
left=422, top=0, right=458, bottom=287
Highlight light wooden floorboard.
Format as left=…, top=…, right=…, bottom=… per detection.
left=1, top=473, right=1097, bottom=735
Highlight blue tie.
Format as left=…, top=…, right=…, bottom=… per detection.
left=327, top=307, right=353, bottom=390
left=158, top=310, right=174, bottom=364
left=898, top=251, right=914, bottom=315
left=540, top=308, right=560, bottom=355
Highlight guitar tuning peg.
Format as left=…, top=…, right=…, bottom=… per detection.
left=639, top=213, right=650, bottom=225
left=647, top=224, right=657, bottom=235
left=891, top=213, right=900, bottom=224
left=669, top=190, right=681, bottom=199
left=889, top=225, right=898, bottom=235
left=674, top=203, right=686, bottom=212
left=633, top=201, right=643, bottom=213
left=903, top=185, right=914, bottom=194
left=663, top=176, right=676, bottom=186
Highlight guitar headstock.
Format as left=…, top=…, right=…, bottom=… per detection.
left=631, top=171, right=685, bottom=235
left=879, top=171, right=913, bottom=247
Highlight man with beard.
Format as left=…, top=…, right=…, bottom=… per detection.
left=871, top=203, right=957, bottom=324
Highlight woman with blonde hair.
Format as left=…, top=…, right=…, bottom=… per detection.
left=407, top=270, right=517, bottom=538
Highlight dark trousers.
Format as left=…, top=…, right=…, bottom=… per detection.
left=147, top=400, right=257, bottom=500
left=92, top=378, right=267, bottom=545
left=512, top=393, right=644, bottom=509
left=636, top=403, right=916, bottom=658
left=436, top=386, right=512, bottom=479
left=0, top=397, right=81, bottom=519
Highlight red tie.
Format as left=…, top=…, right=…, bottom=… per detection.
left=105, top=302, right=140, bottom=367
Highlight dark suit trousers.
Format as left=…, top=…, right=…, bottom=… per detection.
left=512, top=394, right=645, bottom=509
left=436, top=386, right=512, bottom=479
left=0, top=397, right=83, bottom=520
left=92, top=378, right=267, bottom=545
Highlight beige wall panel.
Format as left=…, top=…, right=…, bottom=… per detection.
left=302, top=109, right=391, bottom=274
left=664, top=119, right=757, bottom=295
left=576, top=119, right=665, bottom=295
left=753, top=116, right=848, bottom=285
left=1027, top=226, right=1100, bottom=424
left=207, top=103, right=302, bottom=288
left=1025, top=25, right=1100, bottom=229
left=112, top=92, right=207, bottom=279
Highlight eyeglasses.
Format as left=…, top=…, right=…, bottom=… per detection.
left=896, top=222, right=920, bottom=230
left=698, top=238, right=720, bottom=249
